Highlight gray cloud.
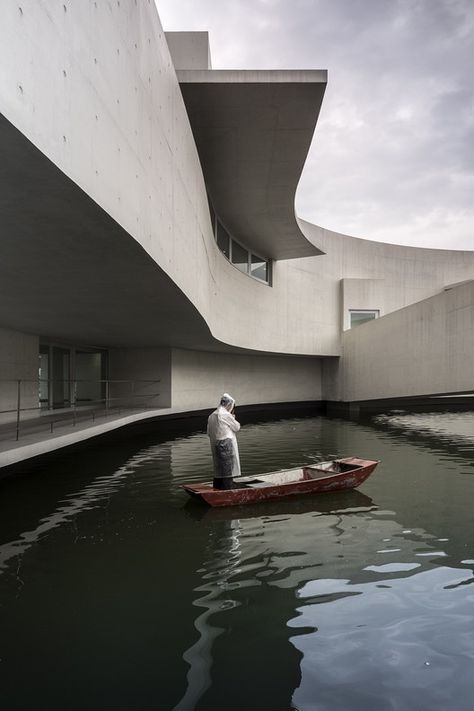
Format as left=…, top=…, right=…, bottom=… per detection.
left=157, top=0, right=474, bottom=249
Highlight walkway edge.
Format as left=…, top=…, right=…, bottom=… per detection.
left=0, top=408, right=171, bottom=469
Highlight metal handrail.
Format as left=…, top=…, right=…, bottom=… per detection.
left=0, top=378, right=161, bottom=441
left=0, top=378, right=160, bottom=383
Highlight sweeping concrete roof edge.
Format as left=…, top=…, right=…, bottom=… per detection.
left=177, top=69, right=328, bottom=83
left=177, top=69, right=327, bottom=260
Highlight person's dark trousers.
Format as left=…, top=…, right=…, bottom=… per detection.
left=212, top=438, right=235, bottom=490
left=213, top=477, right=234, bottom=490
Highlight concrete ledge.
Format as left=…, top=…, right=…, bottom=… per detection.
left=327, top=395, right=474, bottom=417
left=0, top=400, right=325, bottom=473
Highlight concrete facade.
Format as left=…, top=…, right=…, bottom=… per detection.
left=170, top=349, right=322, bottom=411
left=0, top=327, right=39, bottom=424
left=108, top=347, right=172, bottom=408
left=339, top=280, right=474, bottom=402
left=0, top=0, right=473, bottom=445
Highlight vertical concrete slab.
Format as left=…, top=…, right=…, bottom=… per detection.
left=0, top=327, right=39, bottom=423
left=165, top=32, right=212, bottom=70
left=340, top=281, right=474, bottom=401
left=170, top=348, right=322, bottom=411
left=108, top=347, right=172, bottom=408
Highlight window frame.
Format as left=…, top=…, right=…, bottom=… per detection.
left=212, top=215, right=272, bottom=286
left=349, top=309, right=380, bottom=328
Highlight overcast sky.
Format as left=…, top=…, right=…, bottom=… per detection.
left=157, top=0, right=473, bottom=249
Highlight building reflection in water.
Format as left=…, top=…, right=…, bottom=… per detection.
left=173, top=517, right=243, bottom=711
left=176, top=491, right=378, bottom=711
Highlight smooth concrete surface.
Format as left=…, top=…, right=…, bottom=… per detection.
left=0, top=1, right=327, bottom=357
left=1, top=4, right=474, bottom=431
left=0, top=1, right=219, bottom=346
left=177, top=69, right=326, bottom=260
left=0, top=407, right=172, bottom=470
left=1, top=5, right=474, bottom=360
left=341, top=279, right=384, bottom=330
left=297, top=220, right=474, bottom=356
left=0, top=327, right=39, bottom=423
left=339, top=281, right=474, bottom=402
left=166, top=31, right=211, bottom=70
left=108, top=347, right=172, bottom=407
left=170, top=348, right=322, bottom=411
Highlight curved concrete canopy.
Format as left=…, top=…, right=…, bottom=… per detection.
left=0, top=112, right=317, bottom=356
left=177, top=70, right=327, bottom=260
left=0, top=113, right=214, bottom=350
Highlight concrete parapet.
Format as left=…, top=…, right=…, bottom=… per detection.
left=340, top=281, right=474, bottom=402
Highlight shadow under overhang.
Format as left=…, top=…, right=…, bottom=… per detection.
left=0, top=111, right=324, bottom=355
left=177, top=69, right=327, bottom=260
left=0, top=112, right=214, bottom=350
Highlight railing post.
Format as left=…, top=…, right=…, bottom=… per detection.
left=73, top=379, right=77, bottom=426
left=16, top=379, right=21, bottom=441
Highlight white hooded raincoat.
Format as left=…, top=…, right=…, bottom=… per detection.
left=207, top=394, right=241, bottom=479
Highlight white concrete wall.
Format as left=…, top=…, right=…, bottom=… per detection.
left=170, top=348, right=322, bottom=411
left=0, top=0, right=218, bottom=342
left=108, top=346, right=322, bottom=411
left=1, top=3, right=474, bottom=370
left=298, top=221, right=474, bottom=352
left=108, top=347, right=171, bottom=408
left=339, top=281, right=474, bottom=401
left=165, top=32, right=211, bottom=70
left=0, top=327, right=39, bottom=424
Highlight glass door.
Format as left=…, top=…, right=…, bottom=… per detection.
left=75, top=349, right=108, bottom=406
left=39, top=345, right=50, bottom=409
left=51, top=347, right=71, bottom=409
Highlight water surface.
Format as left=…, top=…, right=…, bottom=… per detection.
left=1, top=412, right=474, bottom=710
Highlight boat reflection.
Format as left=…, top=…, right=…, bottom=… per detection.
left=183, top=489, right=377, bottom=523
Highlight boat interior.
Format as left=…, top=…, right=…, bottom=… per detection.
left=232, top=460, right=363, bottom=489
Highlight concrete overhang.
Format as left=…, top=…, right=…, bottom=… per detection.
left=0, top=112, right=214, bottom=351
left=0, top=111, right=321, bottom=355
left=177, top=69, right=327, bottom=260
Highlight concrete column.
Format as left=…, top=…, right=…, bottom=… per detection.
left=0, top=327, right=39, bottom=424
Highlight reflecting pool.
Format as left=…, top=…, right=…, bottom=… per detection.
left=1, top=412, right=474, bottom=710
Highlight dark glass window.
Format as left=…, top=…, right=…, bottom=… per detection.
left=350, top=310, right=379, bottom=328
left=213, top=215, right=271, bottom=285
left=231, top=240, right=249, bottom=273
left=251, top=254, right=268, bottom=282
left=207, top=195, right=216, bottom=235
left=216, top=221, right=230, bottom=259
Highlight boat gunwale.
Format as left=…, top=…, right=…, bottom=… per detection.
left=183, top=458, right=380, bottom=495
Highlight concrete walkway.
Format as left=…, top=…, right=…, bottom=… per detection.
left=0, top=406, right=194, bottom=470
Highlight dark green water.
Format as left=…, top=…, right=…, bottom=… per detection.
left=1, top=412, right=474, bottom=711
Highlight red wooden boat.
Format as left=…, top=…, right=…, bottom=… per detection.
left=182, top=457, right=379, bottom=507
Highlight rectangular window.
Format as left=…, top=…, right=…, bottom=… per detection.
left=216, top=221, right=230, bottom=259
left=350, top=310, right=380, bottom=328
left=251, top=254, right=269, bottom=282
left=231, top=239, right=249, bottom=273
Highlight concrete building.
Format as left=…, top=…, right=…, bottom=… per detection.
left=0, top=1, right=473, bottom=461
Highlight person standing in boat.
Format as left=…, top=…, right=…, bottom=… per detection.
left=207, top=393, right=241, bottom=489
